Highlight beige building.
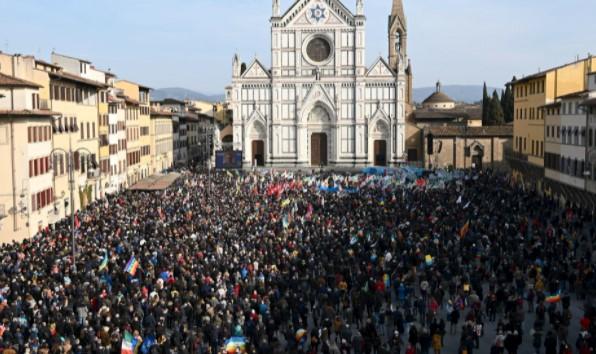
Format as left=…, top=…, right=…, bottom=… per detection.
left=542, top=71, right=596, bottom=208
left=423, top=126, right=512, bottom=170
left=509, top=56, right=596, bottom=190
left=0, top=71, right=58, bottom=242
left=115, top=80, right=152, bottom=185
left=150, top=109, right=174, bottom=173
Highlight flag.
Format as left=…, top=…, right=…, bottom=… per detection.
left=282, top=215, right=289, bottom=229
left=74, top=214, right=81, bottom=229
left=460, top=221, right=470, bottom=239
left=456, top=195, right=462, bottom=204
left=98, top=250, right=109, bottom=272
left=281, top=199, right=291, bottom=208
left=425, top=254, right=433, bottom=266
left=124, top=256, right=139, bottom=276
left=295, top=329, right=307, bottom=345
left=383, top=273, right=390, bottom=288
left=121, top=331, right=137, bottom=354
left=140, top=335, right=156, bottom=354
left=224, top=336, right=247, bottom=354
left=546, top=293, right=561, bottom=303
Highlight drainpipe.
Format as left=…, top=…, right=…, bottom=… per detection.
left=10, top=120, right=17, bottom=232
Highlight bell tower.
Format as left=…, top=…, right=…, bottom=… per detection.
left=388, top=0, right=412, bottom=106
left=388, top=0, right=407, bottom=70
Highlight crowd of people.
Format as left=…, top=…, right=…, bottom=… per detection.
left=0, top=168, right=595, bottom=354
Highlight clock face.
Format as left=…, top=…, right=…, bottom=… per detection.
left=306, top=37, right=332, bottom=63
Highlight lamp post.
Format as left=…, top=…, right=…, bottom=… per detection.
left=51, top=145, right=97, bottom=274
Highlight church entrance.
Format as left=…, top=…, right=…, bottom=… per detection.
left=374, top=140, right=387, bottom=166
left=251, top=140, right=265, bottom=167
left=471, top=145, right=484, bottom=170
left=311, top=133, right=328, bottom=166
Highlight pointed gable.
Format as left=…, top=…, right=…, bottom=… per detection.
left=241, top=59, right=271, bottom=79
left=281, top=0, right=355, bottom=28
left=366, top=58, right=396, bottom=78
left=302, top=83, right=336, bottom=110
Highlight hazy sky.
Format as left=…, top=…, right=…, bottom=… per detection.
left=1, top=0, right=594, bottom=94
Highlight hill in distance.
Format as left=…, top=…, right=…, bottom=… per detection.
left=153, top=85, right=501, bottom=105
left=414, top=85, right=501, bottom=104
left=152, top=87, right=224, bottom=102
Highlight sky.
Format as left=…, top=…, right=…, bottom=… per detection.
left=0, top=0, right=595, bottom=95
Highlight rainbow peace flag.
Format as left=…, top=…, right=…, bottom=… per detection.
left=121, top=331, right=137, bottom=354
left=224, top=337, right=247, bottom=354
left=425, top=254, right=433, bottom=266
left=546, top=292, right=561, bottom=303
left=98, top=251, right=109, bottom=272
left=124, top=256, right=139, bottom=276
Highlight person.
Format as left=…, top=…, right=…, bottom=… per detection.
left=0, top=168, right=591, bottom=354
left=545, top=331, right=558, bottom=354
left=431, top=329, right=443, bottom=354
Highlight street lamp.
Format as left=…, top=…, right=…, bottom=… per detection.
left=51, top=146, right=98, bottom=274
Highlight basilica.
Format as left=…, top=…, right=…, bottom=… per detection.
left=225, top=0, right=412, bottom=167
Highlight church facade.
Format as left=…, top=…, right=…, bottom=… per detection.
left=225, top=0, right=412, bottom=168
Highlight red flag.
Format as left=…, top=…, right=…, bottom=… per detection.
left=74, top=214, right=81, bottom=229
left=460, top=221, right=470, bottom=239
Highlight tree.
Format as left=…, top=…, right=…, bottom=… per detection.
left=482, top=82, right=489, bottom=124
left=487, top=90, right=505, bottom=125
left=500, top=84, right=514, bottom=123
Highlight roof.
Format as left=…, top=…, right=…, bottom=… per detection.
left=425, top=125, right=513, bottom=138
left=123, top=96, right=139, bottom=105
left=116, top=79, right=152, bottom=91
left=51, top=51, right=91, bottom=64
left=34, top=59, right=61, bottom=69
left=155, top=98, right=186, bottom=105
left=0, top=109, right=60, bottom=117
left=422, top=91, right=455, bottom=105
left=151, top=110, right=174, bottom=117
left=0, top=73, right=42, bottom=88
left=49, top=71, right=107, bottom=88
left=557, top=90, right=589, bottom=100
left=511, top=55, right=595, bottom=85
left=90, top=66, right=117, bottom=78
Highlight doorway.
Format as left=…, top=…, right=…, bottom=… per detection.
left=251, top=140, right=265, bottom=166
left=374, top=140, right=387, bottom=166
left=311, top=133, right=328, bottom=166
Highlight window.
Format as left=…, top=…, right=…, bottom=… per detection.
left=31, top=188, right=53, bottom=212
left=281, top=126, right=296, bottom=153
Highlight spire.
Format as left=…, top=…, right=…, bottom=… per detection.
left=356, top=0, right=364, bottom=16
left=272, top=0, right=280, bottom=17
left=436, top=81, right=442, bottom=93
left=390, top=0, right=406, bottom=28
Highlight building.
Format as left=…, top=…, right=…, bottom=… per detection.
left=0, top=71, right=58, bottom=242
left=106, top=88, right=128, bottom=193
left=509, top=56, right=596, bottom=190
left=542, top=71, right=596, bottom=208
left=149, top=109, right=174, bottom=173
left=226, top=0, right=413, bottom=168
left=423, top=126, right=512, bottom=170
left=51, top=53, right=114, bottom=198
left=114, top=80, right=152, bottom=186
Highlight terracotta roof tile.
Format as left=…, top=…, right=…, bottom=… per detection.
left=0, top=73, right=42, bottom=88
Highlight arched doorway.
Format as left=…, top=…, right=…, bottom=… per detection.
left=370, top=119, right=390, bottom=166
left=251, top=140, right=264, bottom=166
left=471, top=144, right=484, bottom=170
left=311, top=133, right=328, bottom=166
left=307, top=105, right=331, bottom=167
left=374, top=140, right=387, bottom=166
left=248, top=119, right=267, bottom=167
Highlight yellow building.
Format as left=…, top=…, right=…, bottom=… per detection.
left=114, top=80, right=152, bottom=185
left=510, top=56, right=596, bottom=189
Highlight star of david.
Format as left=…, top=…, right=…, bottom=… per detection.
left=310, top=4, right=326, bottom=23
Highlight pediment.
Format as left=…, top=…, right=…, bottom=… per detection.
left=281, top=0, right=355, bottom=28
left=242, top=59, right=271, bottom=79
left=302, top=83, right=336, bottom=110
left=366, top=58, right=396, bottom=78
